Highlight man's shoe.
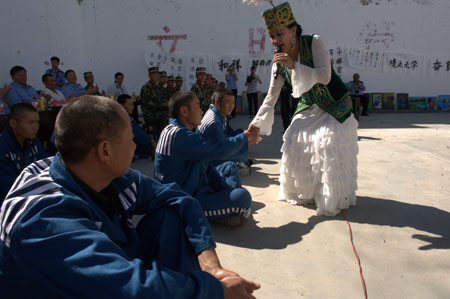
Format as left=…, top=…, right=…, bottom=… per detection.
left=362, top=112, right=369, bottom=116
left=214, top=214, right=249, bottom=228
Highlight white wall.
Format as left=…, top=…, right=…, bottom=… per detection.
left=1, top=0, right=450, bottom=97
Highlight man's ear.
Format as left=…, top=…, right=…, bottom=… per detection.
left=96, top=140, right=113, bottom=164
left=9, top=119, right=17, bottom=129
left=180, top=106, right=188, bottom=118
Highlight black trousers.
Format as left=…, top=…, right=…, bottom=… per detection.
left=230, top=89, right=238, bottom=117
left=247, top=92, right=258, bottom=115
left=279, top=83, right=298, bottom=131
left=352, top=94, right=369, bottom=114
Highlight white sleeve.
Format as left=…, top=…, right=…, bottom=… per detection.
left=250, top=63, right=284, bottom=136
left=291, top=34, right=331, bottom=98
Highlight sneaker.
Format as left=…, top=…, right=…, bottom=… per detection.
left=239, top=164, right=251, bottom=177
left=214, top=214, right=249, bottom=228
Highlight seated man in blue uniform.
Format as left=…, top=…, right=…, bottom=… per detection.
left=116, top=93, right=156, bottom=159
left=61, top=69, right=86, bottom=98
left=154, top=91, right=261, bottom=227
left=198, top=89, right=253, bottom=176
left=0, top=95, right=260, bottom=298
left=7, top=66, right=40, bottom=106
left=0, top=103, right=47, bottom=201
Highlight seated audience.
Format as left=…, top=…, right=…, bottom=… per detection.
left=41, top=74, right=67, bottom=107
left=198, top=89, right=253, bottom=176
left=106, top=72, right=128, bottom=98
left=0, top=83, right=12, bottom=114
left=117, top=94, right=156, bottom=159
left=0, top=95, right=260, bottom=298
left=83, top=71, right=105, bottom=96
left=44, top=56, right=66, bottom=91
left=0, top=103, right=47, bottom=201
left=348, top=73, right=369, bottom=116
left=62, top=70, right=86, bottom=98
left=7, top=66, right=39, bottom=106
left=154, top=91, right=261, bottom=227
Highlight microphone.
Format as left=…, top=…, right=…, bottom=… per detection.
left=274, top=47, right=282, bottom=79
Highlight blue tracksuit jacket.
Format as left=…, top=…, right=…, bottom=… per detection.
left=197, top=104, right=247, bottom=166
left=0, top=126, right=48, bottom=201
left=154, top=118, right=248, bottom=196
left=0, top=155, right=223, bottom=298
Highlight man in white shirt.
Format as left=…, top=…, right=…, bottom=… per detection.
left=42, top=74, right=67, bottom=107
left=106, top=72, right=128, bottom=98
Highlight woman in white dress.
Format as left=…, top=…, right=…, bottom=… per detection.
left=251, top=2, right=359, bottom=216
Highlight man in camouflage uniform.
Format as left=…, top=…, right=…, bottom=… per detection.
left=166, top=75, right=177, bottom=99
left=191, top=67, right=210, bottom=113
left=205, top=74, right=215, bottom=103
left=175, top=76, right=183, bottom=92
left=140, top=67, right=168, bottom=140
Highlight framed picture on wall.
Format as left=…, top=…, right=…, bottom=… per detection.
left=438, top=95, right=450, bottom=111
left=426, top=97, right=437, bottom=111
left=382, top=93, right=395, bottom=110
left=396, top=93, right=409, bottom=110
left=409, top=97, right=427, bottom=110
left=372, top=93, right=383, bottom=110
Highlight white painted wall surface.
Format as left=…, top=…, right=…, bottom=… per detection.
left=1, top=0, right=449, bottom=97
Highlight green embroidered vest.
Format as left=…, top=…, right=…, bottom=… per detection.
left=286, top=35, right=352, bottom=123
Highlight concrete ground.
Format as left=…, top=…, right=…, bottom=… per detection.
left=132, top=112, right=450, bottom=299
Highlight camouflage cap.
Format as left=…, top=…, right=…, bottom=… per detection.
left=196, top=67, right=207, bottom=74
left=83, top=71, right=93, bottom=77
left=262, top=2, right=296, bottom=34
left=175, top=76, right=183, bottom=81
left=148, top=66, right=160, bottom=74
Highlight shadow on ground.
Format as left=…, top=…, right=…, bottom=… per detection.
left=213, top=196, right=450, bottom=251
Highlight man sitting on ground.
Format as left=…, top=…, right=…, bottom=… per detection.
left=0, top=95, right=260, bottom=298
left=117, top=94, right=156, bottom=159
left=62, top=70, right=86, bottom=98
left=154, top=91, right=261, bottom=227
left=0, top=103, right=47, bottom=201
left=198, top=89, right=253, bottom=176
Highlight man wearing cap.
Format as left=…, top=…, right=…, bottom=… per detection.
left=84, top=72, right=106, bottom=96
left=166, top=75, right=177, bottom=98
left=140, top=67, right=168, bottom=139
left=175, top=76, right=183, bottom=91
left=62, top=70, right=86, bottom=98
left=191, top=67, right=210, bottom=113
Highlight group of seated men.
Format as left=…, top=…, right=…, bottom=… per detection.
left=0, top=95, right=261, bottom=297
left=0, top=63, right=262, bottom=296
left=0, top=57, right=131, bottom=114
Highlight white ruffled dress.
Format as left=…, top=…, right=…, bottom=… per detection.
left=251, top=35, right=358, bottom=216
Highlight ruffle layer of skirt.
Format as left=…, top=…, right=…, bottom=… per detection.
left=278, top=105, right=359, bottom=216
